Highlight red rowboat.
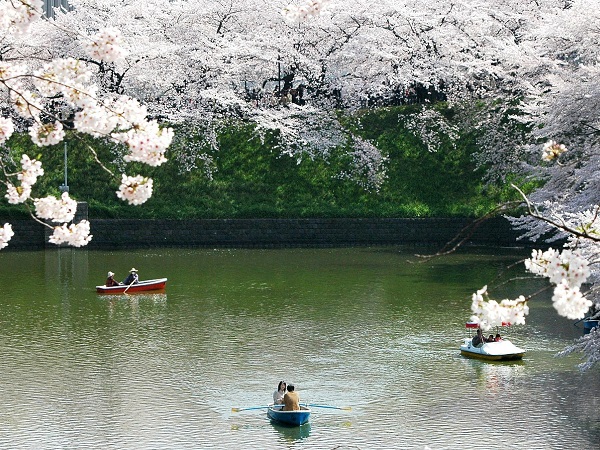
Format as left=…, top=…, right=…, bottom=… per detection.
left=96, top=278, right=167, bottom=294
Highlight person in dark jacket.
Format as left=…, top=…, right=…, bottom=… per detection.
left=123, top=268, right=139, bottom=285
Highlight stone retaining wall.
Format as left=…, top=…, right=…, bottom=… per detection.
left=3, top=216, right=531, bottom=249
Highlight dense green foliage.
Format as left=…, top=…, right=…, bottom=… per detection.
left=0, top=106, right=521, bottom=219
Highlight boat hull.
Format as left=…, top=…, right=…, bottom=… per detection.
left=267, top=405, right=310, bottom=426
left=460, top=339, right=525, bottom=361
left=96, top=278, right=167, bottom=294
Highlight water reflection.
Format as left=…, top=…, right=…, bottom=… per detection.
left=99, top=293, right=168, bottom=317
left=270, top=422, right=311, bottom=441
left=98, top=292, right=168, bottom=303
left=461, top=357, right=526, bottom=393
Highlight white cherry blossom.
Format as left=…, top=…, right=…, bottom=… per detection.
left=33, top=192, right=78, bottom=223
left=525, top=248, right=590, bottom=289
left=33, top=58, right=92, bottom=97
left=283, top=0, right=330, bottom=23
left=116, top=121, right=173, bottom=167
left=116, top=174, right=154, bottom=205
left=0, top=0, right=43, bottom=35
left=470, top=285, right=529, bottom=331
left=84, top=28, right=128, bottom=64
left=0, top=117, right=14, bottom=144
left=11, top=89, right=42, bottom=119
left=17, top=154, right=44, bottom=187
left=552, top=281, right=592, bottom=320
left=542, top=140, right=567, bottom=162
left=48, top=220, right=93, bottom=247
left=29, top=121, right=65, bottom=147
left=0, top=223, right=14, bottom=249
left=5, top=183, right=31, bottom=204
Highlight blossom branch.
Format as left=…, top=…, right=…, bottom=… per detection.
left=511, top=183, right=600, bottom=242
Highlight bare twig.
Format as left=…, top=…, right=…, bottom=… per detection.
left=511, top=183, right=600, bottom=242
left=414, top=200, right=523, bottom=261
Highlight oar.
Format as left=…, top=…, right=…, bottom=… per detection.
left=123, top=281, right=135, bottom=294
left=231, top=405, right=272, bottom=413
left=302, top=403, right=352, bottom=411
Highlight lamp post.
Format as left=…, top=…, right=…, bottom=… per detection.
left=59, top=141, right=69, bottom=193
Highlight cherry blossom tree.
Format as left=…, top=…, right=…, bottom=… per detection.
left=0, top=0, right=173, bottom=248
left=2, top=1, right=599, bottom=366
left=464, top=0, right=600, bottom=369
left=37, top=0, right=563, bottom=189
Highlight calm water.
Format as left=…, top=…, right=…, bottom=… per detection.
left=0, top=246, right=598, bottom=450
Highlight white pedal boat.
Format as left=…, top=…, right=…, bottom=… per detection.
left=460, top=322, right=525, bottom=361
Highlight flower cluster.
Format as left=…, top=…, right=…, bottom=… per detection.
left=0, top=223, right=14, bottom=249
left=525, top=248, right=592, bottom=319
left=18, top=154, right=44, bottom=186
left=34, top=192, right=77, bottom=223
left=525, top=248, right=590, bottom=287
left=116, top=174, right=153, bottom=205
left=552, top=281, right=592, bottom=320
left=0, top=117, right=15, bottom=143
left=29, top=121, right=65, bottom=146
left=282, top=0, right=330, bottom=23
left=542, top=140, right=567, bottom=161
left=84, top=28, right=128, bottom=64
left=49, top=220, right=92, bottom=247
left=470, top=285, right=530, bottom=331
left=115, top=120, right=173, bottom=167
left=0, top=0, right=43, bottom=35
left=4, top=154, right=44, bottom=204
left=5, top=183, right=30, bottom=204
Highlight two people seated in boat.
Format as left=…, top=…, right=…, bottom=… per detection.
left=105, top=271, right=122, bottom=287
left=123, top=268, right=139, bottom=285
left=272, top=381, right=300, bottom=411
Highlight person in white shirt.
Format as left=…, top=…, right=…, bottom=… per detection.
left=273, top=381, right=286, bottom=404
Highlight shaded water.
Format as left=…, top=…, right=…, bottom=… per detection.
left=0, top=246, right=598, bottom=449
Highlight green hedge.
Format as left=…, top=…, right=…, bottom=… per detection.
left=0, top=105, right=523, bottom=219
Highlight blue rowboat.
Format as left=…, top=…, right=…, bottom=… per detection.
left=267, top=404, right=310, bottom=426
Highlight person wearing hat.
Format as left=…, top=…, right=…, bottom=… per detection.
left=105, top=271, right=121, bottom=287
left=123, top=268, right=139, bottom=285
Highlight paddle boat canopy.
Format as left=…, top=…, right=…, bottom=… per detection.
left=460, top=321, right=525, bottom=361
left=96, top=278, right=167, bottom=294
left=267, top=404, right=311, bottom=426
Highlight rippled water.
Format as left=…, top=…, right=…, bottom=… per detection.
left=0, top=246, right=598, bottom=449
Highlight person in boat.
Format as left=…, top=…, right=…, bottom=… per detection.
left=123, top=268, right=139, bottom=285
left=282, top=384, right=300, bottom=411
left=495, top=333, right=502, bottom=342
left=488, top=334, right=495, bottom=343
left=472, top=328, right=485, bottom=347
left=273, top=381, right=286, bottom=405
left=105, top=271, right=121, bottom=287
